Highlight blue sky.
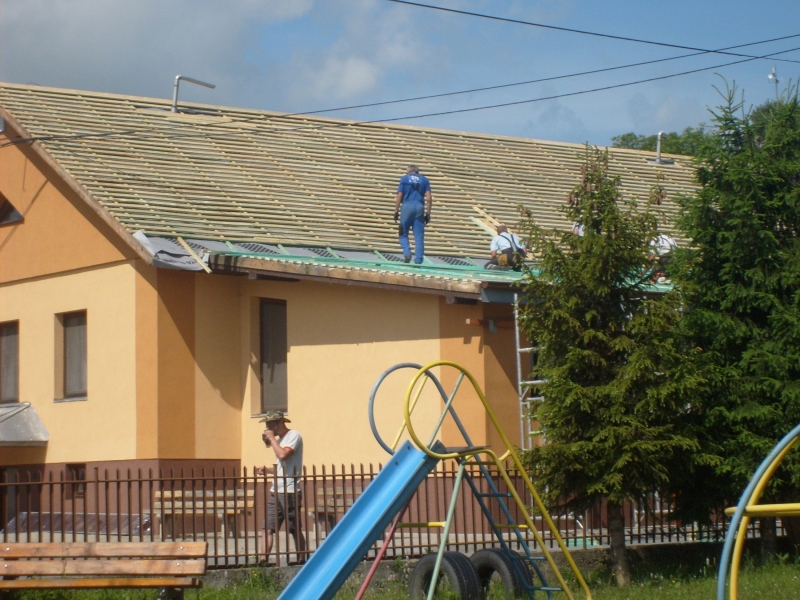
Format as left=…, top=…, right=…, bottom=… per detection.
left=2, top=0, right=799, bottom=146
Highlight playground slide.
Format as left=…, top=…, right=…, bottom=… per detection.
left=278, top=440, right=442, bottom=600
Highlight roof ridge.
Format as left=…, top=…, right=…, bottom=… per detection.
left=0, top=81, right=689, bottom=159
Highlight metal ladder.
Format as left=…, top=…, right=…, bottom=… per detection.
left=460, top=454, right=563, bottom=599
left=514, top=292, right=544, bottom=450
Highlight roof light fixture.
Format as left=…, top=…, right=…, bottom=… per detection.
left=768, top=66, right=779, bottom=101
left=171, top=75, right=216, bottom=113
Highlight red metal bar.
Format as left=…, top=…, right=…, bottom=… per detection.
left=355, top=502, right=411, bottom=600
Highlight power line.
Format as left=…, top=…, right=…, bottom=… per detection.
left=387, top=0, right=800, bottom=65
left=303, top=33, right=800, bottom=117
left=3, top=29, right=796, bottom=151
left=14, top=42, right=795, bottom=202
left=2, top=43, right=798, bottom=151
left=370, top=46, right=800, bottom=123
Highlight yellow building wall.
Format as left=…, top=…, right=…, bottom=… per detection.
left=436, top=299, right=523, bottom=452
left=0, top=262, right=138, bottom=464
left=134, top=262, right=159, bottom=459
left=438, top=299, right=488, bottom=448
left=194, top=273, right=242, bottom=460
left=234, top=281, right=443, bottom=469
left=0, top=137, right=145, bottom=466
left=154, top=269, right=196, bottom=459
left=0, top=138, right=136, bottom=285
left=480, top=303, right=523, bottom=450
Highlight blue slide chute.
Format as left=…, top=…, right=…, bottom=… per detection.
left=278, top=440, right=442, bottom=600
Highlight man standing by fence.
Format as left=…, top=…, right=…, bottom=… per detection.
left=258, top=410, right=305, bottom=564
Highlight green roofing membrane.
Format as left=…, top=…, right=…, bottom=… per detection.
left=213, top=246, right=528, bottom=284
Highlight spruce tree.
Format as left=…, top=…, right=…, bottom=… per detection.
left=519, top=147, right=707, bottom=586
left=672, top=84, right=800, bottom=543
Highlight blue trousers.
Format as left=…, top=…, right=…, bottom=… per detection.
left=399, top=201, right=425, bottom=263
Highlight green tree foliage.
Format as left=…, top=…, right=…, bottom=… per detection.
left=518, top=147, right=708, bottom=586
left=612, top=126, right=713, bottom=156
left=671, top=85, right=800, bottom=519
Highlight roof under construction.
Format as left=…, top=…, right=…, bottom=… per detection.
left=0, top=82, right=696, bottom=294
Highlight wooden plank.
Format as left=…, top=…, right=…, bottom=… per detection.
left=0, top=559, right=206, bottom=577
left=0, top=577, right=201, bottom=589
left=0, top=542, right=207, bottom=559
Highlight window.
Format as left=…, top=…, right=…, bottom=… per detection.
left=0, top=194, right=23, bottom=227
left=55, top=311, right=87, bottom=400
left=260, top=300, right=287, bottom=412
left=0, top=321, right=19, bottom=403
left=65, top=463, right=86, bottom=498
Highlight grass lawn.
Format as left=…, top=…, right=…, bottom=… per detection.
left=588, top=560, right=800, bottom=600
left=6, top=560, right=800, bottom=599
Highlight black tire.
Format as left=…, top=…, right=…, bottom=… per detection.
left=470, top=548, right=531, bottom=599
left=409, top=551, right=482, bottom=600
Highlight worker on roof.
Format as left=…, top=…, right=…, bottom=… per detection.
left=394, top=164, right=432, bottom=264
left=487, top=224, right=527, bottom=271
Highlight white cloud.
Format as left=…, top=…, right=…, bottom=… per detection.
left=625, top=92, right=707, bottom=135
left=272, top=1, right=433, bottom=108
left=0, top=0, right=315, bottom=104
left=310, top=56, right=381, bottom=102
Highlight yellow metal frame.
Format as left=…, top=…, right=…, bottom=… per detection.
left=722, top=439, right=798, bottom=600
left=400, top=360, right=592, bottom=600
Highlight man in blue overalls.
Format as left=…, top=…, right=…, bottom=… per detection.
left=393, top=164, right=432, bottom=264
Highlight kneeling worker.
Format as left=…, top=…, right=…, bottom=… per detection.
left=487, top=224, right=527, bottom=270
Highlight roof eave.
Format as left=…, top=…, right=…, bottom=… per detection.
left=210, top=254, right=487, bottom=299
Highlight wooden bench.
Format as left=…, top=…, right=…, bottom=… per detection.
left=312, top=483, right=364, bottom=532
left=154, top=489, right=254, bottom=538
left=0, top=542, right=207, bottom=598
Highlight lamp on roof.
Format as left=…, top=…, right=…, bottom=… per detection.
left=171, top=75, right=216, bottom=113
left=768, top=66, right=779, bottom=101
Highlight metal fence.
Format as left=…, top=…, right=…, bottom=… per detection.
left=0, top=463, right=757, bottom=567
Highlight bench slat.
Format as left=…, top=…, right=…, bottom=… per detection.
left=0, top=577, right=201, bottom=590
left=154, top=501, right=255, bottom=509
left=0, top=542, right=207, bottom=559
left=155, top=490, right=254, bottom=498
left=1, top=559, right=206, bottom=577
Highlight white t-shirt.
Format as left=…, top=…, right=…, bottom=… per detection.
left=490, top=232, right=525, bottom=253
left=650, top=234, right=676, bottom=256
left=272, top=429, right=303, bottom=493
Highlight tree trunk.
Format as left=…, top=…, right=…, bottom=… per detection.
left=760, top=517, right=777, bottom=561
left=607, top=501, right=631, bottom=587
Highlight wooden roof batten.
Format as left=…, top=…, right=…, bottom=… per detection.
left=0, top=82, right=699, bottom=286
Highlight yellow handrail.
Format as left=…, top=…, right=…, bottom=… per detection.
left=402, top=360, right=593, bottom=600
